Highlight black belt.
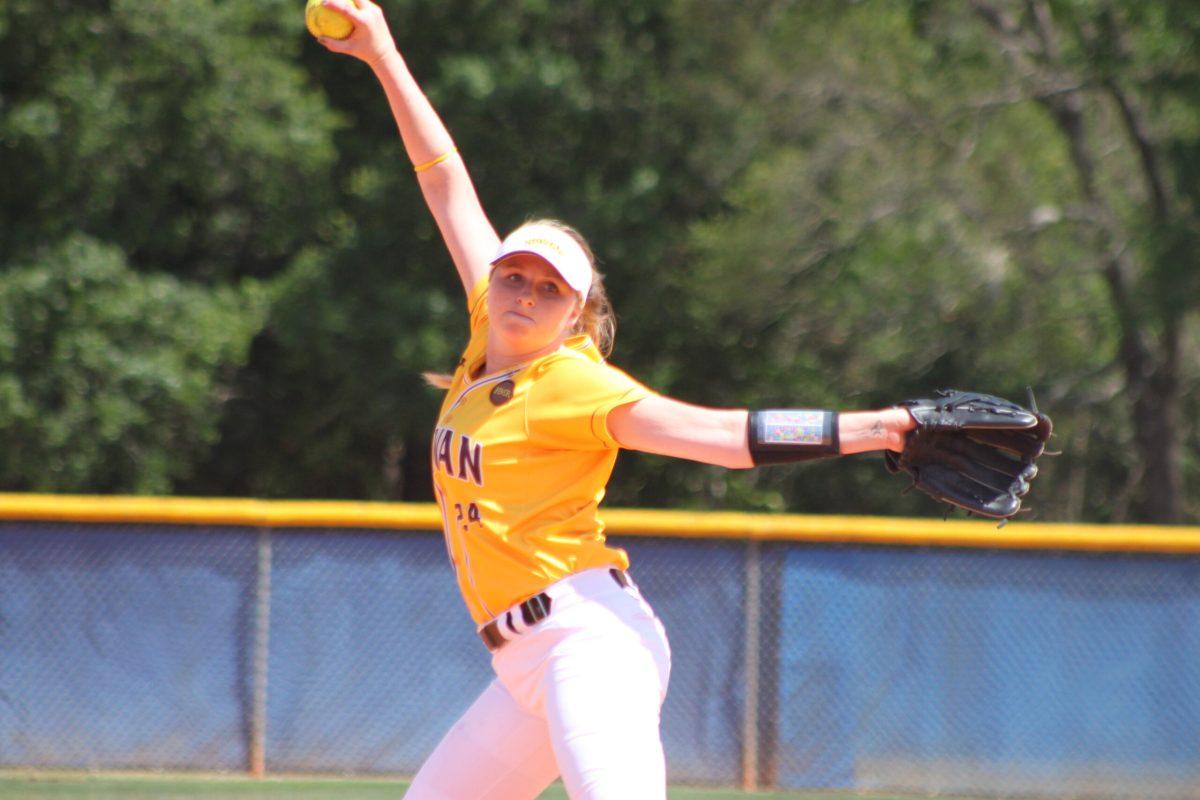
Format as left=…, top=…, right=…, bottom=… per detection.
left=480, top=569, right=632, bottom=652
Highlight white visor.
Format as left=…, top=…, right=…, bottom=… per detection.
left=489, top=223, right=592, bottom=301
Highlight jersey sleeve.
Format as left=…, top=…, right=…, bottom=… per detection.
left=525, top=356, right=655, bottom=450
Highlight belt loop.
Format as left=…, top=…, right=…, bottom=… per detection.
left=521, top=593, right=552, bottom=626
left=610, top=568, right=631, bottom=589
left=480, top=623, right=506, bottom=651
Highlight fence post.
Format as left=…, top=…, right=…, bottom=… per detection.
left=741, top=539, right=762, bottom=791
left=249, top=528, right=272, bottom=778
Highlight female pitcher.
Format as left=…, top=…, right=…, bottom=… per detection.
left=315, top=3, right=916, bottom=797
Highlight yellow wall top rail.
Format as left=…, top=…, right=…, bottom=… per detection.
left=0, top=493, right=1197, bottom=554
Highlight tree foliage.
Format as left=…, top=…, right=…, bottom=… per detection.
left=1, top=0, right=1196, bottom=521
left=664, top=0, right=1200, bottom=521
left=0, top=236, right=266, bottom=492
left=0, top=0, right=341, bottom=281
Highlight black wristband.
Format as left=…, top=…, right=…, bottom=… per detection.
left=748, top=409, right=840, bottom=465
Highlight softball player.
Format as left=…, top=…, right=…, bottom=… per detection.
left=317, top=3, right=916, bottom=797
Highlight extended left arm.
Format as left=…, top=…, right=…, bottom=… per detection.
left=607, top=395, right=914, bottom=469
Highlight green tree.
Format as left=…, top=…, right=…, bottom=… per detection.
left=940, top=0, right=1200, bottom=523
left=5, top=0, right=1191, bottom=520
left=670, top=0, right=1200, bottom=522
left=0, top=235, right=266, bottom=493
left=0, top=0, right=342, bottom=281
left=0, top=0, right=342, bottom=493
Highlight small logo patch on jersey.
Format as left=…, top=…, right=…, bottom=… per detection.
left=490, top=380, right=515, bottom=406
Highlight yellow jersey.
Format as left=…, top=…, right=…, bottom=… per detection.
left=432, top=277, right=654, bottom=624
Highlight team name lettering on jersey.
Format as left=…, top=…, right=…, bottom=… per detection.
left=432, top=426, right=484, bottom=486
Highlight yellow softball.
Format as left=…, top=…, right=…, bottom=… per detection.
left=305, top=0, right=359, bottom=40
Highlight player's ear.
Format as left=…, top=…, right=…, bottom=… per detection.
left=570, top=296, right=586, bottom=329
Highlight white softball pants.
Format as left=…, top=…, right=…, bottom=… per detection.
left=404, top=568, right=672, bottom=800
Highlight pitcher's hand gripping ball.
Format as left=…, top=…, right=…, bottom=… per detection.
left=886, top=390, right=1053, bottom=520
left=306, top=0, right=360, bottom=40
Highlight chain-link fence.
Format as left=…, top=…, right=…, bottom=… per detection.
left=2, top=512, right=1198, bottom=799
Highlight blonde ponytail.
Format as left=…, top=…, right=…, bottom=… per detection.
left=574, top=270, right=615, bottom=357
left=422, top=371, right=454, bottom=389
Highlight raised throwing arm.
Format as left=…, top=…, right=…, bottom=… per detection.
left=316, top=0, right=499, bottom=296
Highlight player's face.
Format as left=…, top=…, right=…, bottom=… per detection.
left=488, top=255, right=583, bottom=353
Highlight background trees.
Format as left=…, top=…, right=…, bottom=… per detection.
left=1, top=0, right=1195, bottom=522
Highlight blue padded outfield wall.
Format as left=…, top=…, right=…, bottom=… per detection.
left=1, top=521, right=1198, bottom=798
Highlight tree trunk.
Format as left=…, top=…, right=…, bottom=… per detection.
left=1127, top=325, right=1184, bottom=522
left=971, top=0, right=1188, bottom=522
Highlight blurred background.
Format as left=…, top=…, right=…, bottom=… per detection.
left=1, top=0, right=1198, bottom=521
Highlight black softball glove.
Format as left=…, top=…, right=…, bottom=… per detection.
left=885, top=389, right=1053, bottom=520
